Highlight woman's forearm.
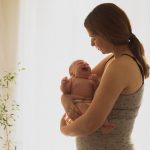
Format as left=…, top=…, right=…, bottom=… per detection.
left=60, top=113, right=93, bottom=137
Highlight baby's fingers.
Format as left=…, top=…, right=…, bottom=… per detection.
left=67, top=110, right=80, bottom=120
left=71, top=104, right=82, bottom=115
left=61, top=76, right=69, bottom=83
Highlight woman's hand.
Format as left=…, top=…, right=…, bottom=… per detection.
left=61, top=94, right=82, bottom=120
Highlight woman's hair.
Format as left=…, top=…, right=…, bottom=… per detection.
left=84, top=3, right=149, bottom=78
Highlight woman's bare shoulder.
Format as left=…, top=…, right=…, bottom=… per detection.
left=103, top=57, right=129, bottom=78
left=104, top=55, right=133, bottom=74
left=103, top=55, right=143, bottom=93
left=112, top=55, right=143, bottom=94
left=111, top=55, right=138, bottom=72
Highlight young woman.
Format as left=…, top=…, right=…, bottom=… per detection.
left=60, top=3, right=149, bottom=150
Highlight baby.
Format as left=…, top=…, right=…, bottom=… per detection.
left=61, top=60, right=99, bottom=115
left=60, top=59, right=115, bottom=133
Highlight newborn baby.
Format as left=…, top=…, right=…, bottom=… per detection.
left=60, top=59, right=115, bottom=133
left=61, top=59, right=99, bottom=115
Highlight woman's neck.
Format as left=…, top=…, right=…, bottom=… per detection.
left=112, top=45, right=133, bottom=59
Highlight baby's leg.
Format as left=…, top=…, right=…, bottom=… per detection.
left=64, top=102, right=90, bottom=125
left=75, top=102, right=90, bottom=114
left=64, top=113, right=73, bottom=125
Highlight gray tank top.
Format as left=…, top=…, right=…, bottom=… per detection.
left=76, top=54, right=144, bottom=150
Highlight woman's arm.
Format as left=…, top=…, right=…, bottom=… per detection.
left=60, top=59, right=129, bottom=137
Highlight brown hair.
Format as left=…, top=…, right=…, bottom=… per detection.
left=84, top=3, right=149, bottom=78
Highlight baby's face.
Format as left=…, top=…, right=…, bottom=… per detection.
left=71, top=60, right=91, bottom=77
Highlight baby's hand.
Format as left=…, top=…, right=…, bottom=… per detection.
left=100, top=120, right=116, bottom=134
left=60, top=76, right=71, bottom=93
left=89, top=74, right=99, bottom=81
left=61, top=76, right=69, bottom=85
left=75, top=103, right=90, bottom=114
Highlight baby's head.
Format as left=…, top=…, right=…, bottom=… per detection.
left=69, top=60, right=91, bottom=78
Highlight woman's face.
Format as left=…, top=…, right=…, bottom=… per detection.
left=87, top=29, right=113, bottom=54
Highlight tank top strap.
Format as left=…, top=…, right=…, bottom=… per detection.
left=105, top=54, right=115, bottom=64
left=121, top=54, right=144, bottom=83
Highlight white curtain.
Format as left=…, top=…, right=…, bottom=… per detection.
left=0, top=0, right=4, bottom=72
left=0, top=0, right=20, bottom=150
left=16, top=0, right=150, bottom=150
left=0, top=0, right=19, bottom=71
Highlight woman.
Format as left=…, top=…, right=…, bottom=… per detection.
left=60, top=3, right=149, bottom=150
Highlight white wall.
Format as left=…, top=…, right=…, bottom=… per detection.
left=17, top=0, right=150, bottom=150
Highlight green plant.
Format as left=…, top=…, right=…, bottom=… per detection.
left=0, top=64, right=25, bottom=150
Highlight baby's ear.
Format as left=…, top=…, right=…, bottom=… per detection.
left=70, top=72, right=73, bottom=76
left=70, top=73, right=75, bottom=77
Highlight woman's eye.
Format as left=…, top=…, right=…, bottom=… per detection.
left=91, top=37, right=96, bottom=40
left=91, top=38, right=95, bottom=42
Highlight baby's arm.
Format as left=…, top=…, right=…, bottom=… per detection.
left=60, top=76, right=72, bottom=94
left=75, top=101, right=90, bottom=114
left=89, top=74, right=100, bottom=90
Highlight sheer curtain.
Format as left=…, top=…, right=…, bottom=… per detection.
left=0, top=0, right=4, bottom=72
left=0, top=0, right=20, bottom=149
left=0, top=0, right=19, bottom=71
left=17, top=0, right=150, bottom=150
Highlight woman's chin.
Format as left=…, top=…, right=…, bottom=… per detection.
left=98, top=48, right=108, bottom=54
left=98, top=48, right=104, bottom=53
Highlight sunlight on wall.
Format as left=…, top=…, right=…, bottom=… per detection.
left=16, top=0, right=150, bottom=150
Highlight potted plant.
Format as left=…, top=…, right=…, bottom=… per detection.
left=0, top=64, right=25, bottom=150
